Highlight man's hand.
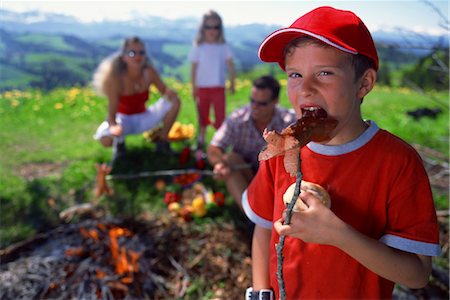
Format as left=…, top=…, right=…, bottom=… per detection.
left=212, top=161, right=231, bottom=180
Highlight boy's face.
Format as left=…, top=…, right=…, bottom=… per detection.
left=285, top=43, right=369, bottom=144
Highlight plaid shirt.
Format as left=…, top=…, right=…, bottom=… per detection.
left=210, top=105, right=296, bottom=172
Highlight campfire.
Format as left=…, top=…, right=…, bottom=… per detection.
left=0, top=216, right=253, bottom=299
left=1, top=219, right=166, bottom=299
left=60, top=223, right=145, bottom=299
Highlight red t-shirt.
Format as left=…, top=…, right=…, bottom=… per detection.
left=243, top=122, right=440, bottom=299
left=118, top=91, right=149, bottom=115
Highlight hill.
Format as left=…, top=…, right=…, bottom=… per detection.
left=0, top=9, right=448, bottom=91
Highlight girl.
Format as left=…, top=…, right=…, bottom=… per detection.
left=93, top=36, right=180, bottom=161
left=189, top=10, right=235, bottom=157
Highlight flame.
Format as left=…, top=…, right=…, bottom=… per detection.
left=79, top=227, right=99, bottom=241
left=129, top=250, right=140, bottom=273
left=116, top=246, right=128, bottom=275
left=96, top=269, right=106, bottom=279
left=79, top=226, right=90, bottom=238
left=120, top=276, right=133, bottom=284
left=97, top=222, right=107, bottom=231
left=74, top=224, right=141, bottom=284
left=88, top=229, right=99, bottom=241
left=108, top=226, right=140, bottom=279
left=109, top=228, right=120, bottom=262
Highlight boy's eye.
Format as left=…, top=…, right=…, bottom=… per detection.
left=288, top=72, right=301, bottom=78
left=319, top=71, right=332, bottom=76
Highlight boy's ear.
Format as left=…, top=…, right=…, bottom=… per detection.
left=357, top=69, right=377, bottom=99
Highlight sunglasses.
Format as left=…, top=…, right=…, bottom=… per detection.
left=250, top=98, right=273, bottom=107
left=204, top=25, right=220, bottom=30
left=126, top=50, right=146, bottom=57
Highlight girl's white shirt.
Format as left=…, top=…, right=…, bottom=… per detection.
left=189, top=43, right=233, bottom=87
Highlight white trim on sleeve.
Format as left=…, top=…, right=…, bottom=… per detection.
left=380, top=234, right=441, bottom=256
left=242, top=189, right=272, bottom=229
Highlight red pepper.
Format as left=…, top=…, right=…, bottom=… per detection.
left=195, top=158, right=206, bottom=170
left=213, top=191, right=225, bottom=206
left=173, top=173, right=201, bottom=187
left=164, top=191, right=181, bottom=205
left=179, top=146, right=191, bottom=165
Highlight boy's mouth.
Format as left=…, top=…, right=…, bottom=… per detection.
left=301, top=107, right=328, bottom=119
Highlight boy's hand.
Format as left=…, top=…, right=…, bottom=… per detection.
left=283, top=181, right=331, bottom=211
left=274, top=189, right=344, bottom=246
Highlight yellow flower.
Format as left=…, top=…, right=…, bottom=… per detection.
left=10, top=99, right=20, bottom=107
left=150, top=85, right=158, bottom=94
left=66, top=88, right=80, bottom=104
left=399, top=87, right=412, bottom=94
left=2, top=91, right=13, bottom=99
left=54, top=103, right=63, bottom=109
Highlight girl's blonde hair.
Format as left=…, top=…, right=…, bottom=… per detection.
left=92, top=36, right=152, bottom=96
left=193, top=10, right=225, bottom=45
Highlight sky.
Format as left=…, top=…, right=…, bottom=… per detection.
left=1, top=0, right=449, bottom=35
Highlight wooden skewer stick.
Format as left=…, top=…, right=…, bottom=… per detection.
left=276, top=156, right=303, bottom=300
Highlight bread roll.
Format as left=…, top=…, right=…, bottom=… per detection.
left=283, top=181, right=331, bottom=212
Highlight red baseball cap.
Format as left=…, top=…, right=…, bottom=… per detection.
left=258, top=6, right=379, bottom=71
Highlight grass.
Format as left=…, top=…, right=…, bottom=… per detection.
left=0, top=77, right=448, bottom=249
left=362, top=86, right=449, bottom=155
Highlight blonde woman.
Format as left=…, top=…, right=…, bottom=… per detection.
left=93, top=36, right=180, bottom=161
left=189, top=10, right=235, bottom=158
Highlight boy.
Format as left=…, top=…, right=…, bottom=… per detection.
left=242, top=6, right=440, bottom=300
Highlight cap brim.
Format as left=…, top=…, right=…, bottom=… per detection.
left=258, top=28, right=358, bottom=71
left=258, top=29, right=303, bottom=71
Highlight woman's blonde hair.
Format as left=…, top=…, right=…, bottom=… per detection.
left=92, top=36, right=152, bottom=96
left=193, top=10, right=225, bottom=45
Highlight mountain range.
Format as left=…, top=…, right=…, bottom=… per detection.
left=0, top=9, right=448, bottom=91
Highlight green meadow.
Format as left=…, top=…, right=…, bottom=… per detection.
left=0, top=74, right=448, bottom=249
